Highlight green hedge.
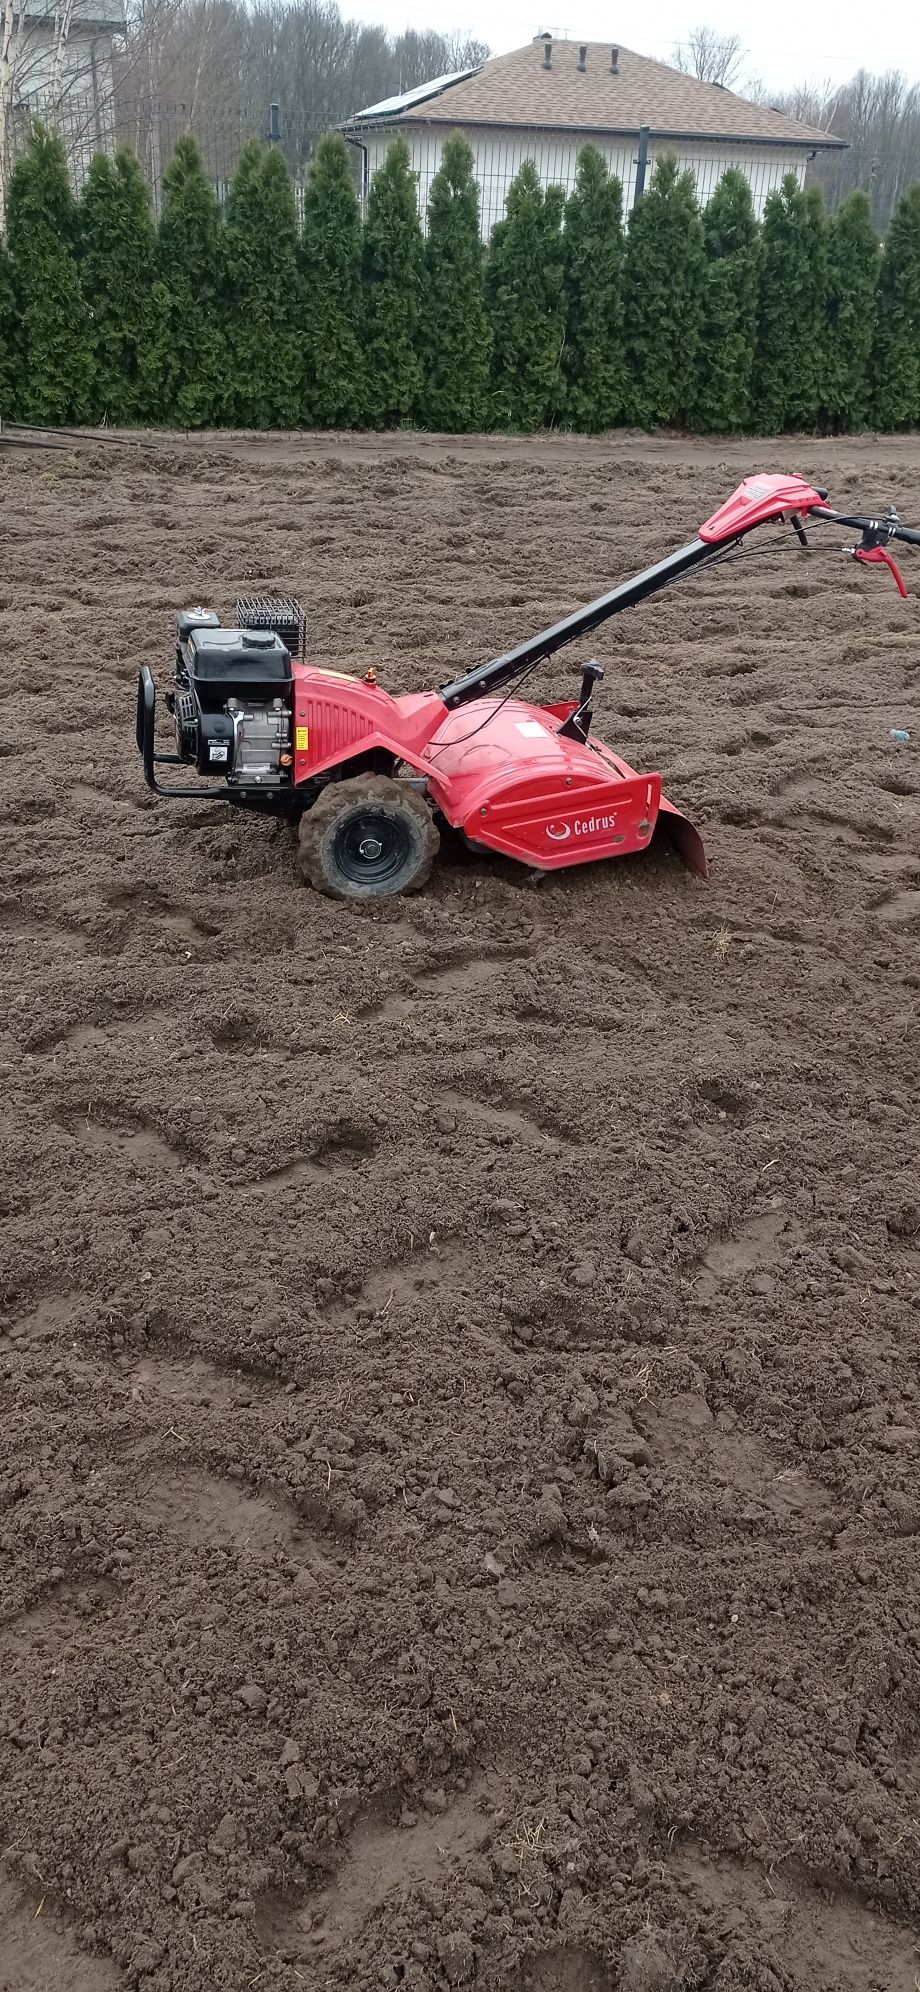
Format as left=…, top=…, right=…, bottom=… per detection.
left=2, top=122, right=918, bottom=434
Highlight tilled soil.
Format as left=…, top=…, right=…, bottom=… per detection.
left=1, top=428, right=919, bottom=1992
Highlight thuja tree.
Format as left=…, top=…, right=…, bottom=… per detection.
left=418, top=132, right=490, bottom=432
left=871, top=184, right=920, bottom=431
left=150, top=136, right=226, bottom=427
left=622, top=155, right=704, bottom=428
left=301, top=132, right=364, bottom=428
left=224, top=139, right=302, bottom=426
left=691, top=167, right=760, bottom=433
left=823, top=191, right=879, bottom=431
left=791, top=186, right=830, bottom=426
left=6, top=123, right=92, bottom=423
left=563, top=143, right=626, bottom=432
left=362, top=137, right=424, bottom=427
left=486, top=160, right=566, bottom=431
left=753, top=174, right=828, bottom=432
left=80, top=148, right=157, bottom=425
left=0, top=236, right=18, bottom=416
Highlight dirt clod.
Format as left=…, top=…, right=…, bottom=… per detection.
left=236, top=1684, right=268, bottom=1711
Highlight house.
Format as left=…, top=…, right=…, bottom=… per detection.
left=10, top=0, right=126, bottom=173
left=342, top=37, right=844, bottom=240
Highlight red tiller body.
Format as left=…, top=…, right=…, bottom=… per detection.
left=137, top=471, right=920, bottom=898
left=288, top=666, right=706, bottom=876
left=423, top=697, right=706, bottom=875
left=284, top=470, right=898, bottom=882
left=290, top=662, right=445, bottom=784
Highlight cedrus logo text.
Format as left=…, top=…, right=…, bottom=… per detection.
left=545, top=813, right=618, bottom=843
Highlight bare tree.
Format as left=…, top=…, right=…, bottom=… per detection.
left=671, top=36, right=920, bottom=226
left=0, top=0, right=488, bottom=218
left=391, top=27, right=485, bottom=92
left=673, top=25, right=745, bottom=89
left=2, top=0, right=208, bottom=225
left=120, top=0, right=489, bottom=176
left=0, top=0, right=112, bottom=227
left=47, top=0, right=79, bottom=105
left=0, top=0, right=28, bottom=228
left=441, top=29, right=488, bottom=73
left=767, top=67, right=920, bottom=227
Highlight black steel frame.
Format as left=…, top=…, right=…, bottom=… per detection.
left=439, top=536, right=721, bottom=709
left=136, top=665, right=237, bottom=801
left=439, top=501, right=920, bottom=712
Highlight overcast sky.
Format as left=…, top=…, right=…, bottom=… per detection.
left=356, top=1, right=920, bottom=93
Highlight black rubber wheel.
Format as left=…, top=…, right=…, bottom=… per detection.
left=298, top=776, right=440, bottom=900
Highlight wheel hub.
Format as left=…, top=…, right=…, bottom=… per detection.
left=332, top=808, right=413, bottom=886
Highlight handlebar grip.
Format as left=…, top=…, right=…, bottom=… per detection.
left=812, top=504, right=920, bottom=546
left=812, top=506, right=875, bottom=529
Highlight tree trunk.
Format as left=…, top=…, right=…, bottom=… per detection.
left=0, top=0, right=26, bottom=234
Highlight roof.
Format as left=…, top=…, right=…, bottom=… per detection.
left=345, top=38, right=844, bottom=151
left=351, top=67, right=479, bottom=121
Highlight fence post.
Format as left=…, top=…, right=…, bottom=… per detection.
left=634, top=124, right=650, bottom=203
left=268, top=102, right=281, bottom=148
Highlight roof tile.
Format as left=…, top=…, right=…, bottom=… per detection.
left=349, top=39, right=842, bottom=150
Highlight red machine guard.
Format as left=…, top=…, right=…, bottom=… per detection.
left=699, top=474, right=827, bottom=544
left=657, top=796, right=708, bottom=877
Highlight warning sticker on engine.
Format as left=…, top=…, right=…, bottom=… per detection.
left=296, top=726, right=309, bottom=752
left=515, top=720, right=548, bottom=737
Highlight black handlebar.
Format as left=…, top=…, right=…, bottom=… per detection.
left=812, top=504, right=920, bottom=547
left=438, top=487, right=919, bottom=710
left=439, top=537, right=714, bottom=707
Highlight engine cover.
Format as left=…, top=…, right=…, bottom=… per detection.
left=228, top=698, right=291, bottom=786
left=171, top=614, right=294, bottom=790
left=186, top=626, right=292, bottom=708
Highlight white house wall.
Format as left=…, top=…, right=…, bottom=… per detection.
left=18, top=24, right=114, bottom=103
left=361, top=125, right=808, bottom=239
left=16, top=30, right=119, bottom=186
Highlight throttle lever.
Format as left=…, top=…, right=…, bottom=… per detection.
left=558, top=659, right=604, bottom=743
left=852, top=544, right=909, bottom=598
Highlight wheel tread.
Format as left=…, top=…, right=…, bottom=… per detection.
left=298, top=776, right=439, bottom=900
